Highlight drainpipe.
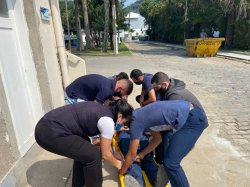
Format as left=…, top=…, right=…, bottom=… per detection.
left=49, top=0, right=70, bottom=88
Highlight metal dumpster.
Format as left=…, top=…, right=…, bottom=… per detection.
left=185, top=38, right=225, bottom=57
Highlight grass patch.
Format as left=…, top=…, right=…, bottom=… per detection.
left=72, top=43, right=131, bottom=56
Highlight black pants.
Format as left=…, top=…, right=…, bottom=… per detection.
left=35, top=118, right=102, bottom=187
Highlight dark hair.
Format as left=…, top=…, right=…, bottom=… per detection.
left=126, top=79, right=134, bottom=95
left=109, top=99, right=134, bottom=124
left=116, top=72, right=129, bottom=80
left=151, top=72, right=170, bottom=85
left=130, top=69, right=143, bottom=79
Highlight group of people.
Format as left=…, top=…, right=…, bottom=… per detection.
left=200, top=27, right=220, bottom=38
left=35, top=70, right=208, bottom=187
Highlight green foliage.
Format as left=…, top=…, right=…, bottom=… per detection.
left=72, top=42, right=131, bottom=56
left=88, top=0, right=105, bottom=31
left=60, top=0, right=128, bottom=32
left=59, top=1, right=76, bottom=31
left=233, top=19, right=250, bottom=49
left=139, top=0, right=249, bottom=49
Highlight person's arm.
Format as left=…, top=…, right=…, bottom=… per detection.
left=137, top=131, right=162, bottom=159
left=100, top=136, right=122, bottom=170
left=119, top=139, right=140, bottom=175
left=141, top=89, right=156, bottom=106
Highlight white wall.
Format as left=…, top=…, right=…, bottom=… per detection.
left=0, top=0, right=44, bottom=156
left=35, top=0, right=64, bottom=108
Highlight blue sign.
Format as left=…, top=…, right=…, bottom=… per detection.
left=40, top=7, right=50, bottom=21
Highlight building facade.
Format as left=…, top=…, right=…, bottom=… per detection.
left=124, top=12, right=148, bottom=40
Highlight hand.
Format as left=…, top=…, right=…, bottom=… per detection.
left=92, top=137, right=100, bottom=145
left=135, top=153, right=144, bottom=161
left=119, top=168, right=126, bottom=175
left=116, top=160, right=123, bottom=170
left=120, top=126, right=129, bottom=131
left=112, top=96, right=121, bottom=100
left=140, top=101, right=144, bottom=107
left=113, top=150, right=124, bottom=161
left=139, top=96, right=144, bottom=106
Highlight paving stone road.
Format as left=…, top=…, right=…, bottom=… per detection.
left=125, top=41, right=250, bottom=160
left=83, top=41, right=250, bottom=186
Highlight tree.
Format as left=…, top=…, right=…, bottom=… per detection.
left=219, top=0, right=248, bottom=48
left=103, top=0, right=110, bottom=52
left=74, top=0, right=84, bottom=51
left=59, top=1, right=75, bottom=31
left=82, top=0, right=92, bottom=48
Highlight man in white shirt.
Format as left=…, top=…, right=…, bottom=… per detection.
left=213, top=28, right=220, bottom=38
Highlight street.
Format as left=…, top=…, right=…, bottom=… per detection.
left=83, top=41, right=250, bottom=187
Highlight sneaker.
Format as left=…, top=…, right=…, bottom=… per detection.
left=124, top=174, right=142, bottom=187
left=154, top=165, right=169, bottom=187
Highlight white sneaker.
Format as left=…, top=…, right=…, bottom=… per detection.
left=124, top=174, right=142, bottom=187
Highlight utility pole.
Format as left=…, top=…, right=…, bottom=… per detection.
left=65, top=0, right=71, bottom=51
left=128, top=7, right=131, bottom=41
left=112, top=0, right=118, bottom=54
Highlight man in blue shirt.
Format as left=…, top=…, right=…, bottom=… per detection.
left=119, top=100, right=207, bottom=187
left=65, top=74, right=133, bottom=104
left=130, top=69, right=156, bottom=107
left=151, top=72, right=208, bottom=164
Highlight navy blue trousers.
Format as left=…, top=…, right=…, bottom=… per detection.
left=118, top=131, right=158, bottom=186
left=162, top=107, right=206, bottom=187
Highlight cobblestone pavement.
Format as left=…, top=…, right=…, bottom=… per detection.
left=83, top=41, right=250, bottom=186
left=126, top=41, right=250, bottom=161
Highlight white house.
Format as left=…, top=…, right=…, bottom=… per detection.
left=124, top=12, right=148, bottom=40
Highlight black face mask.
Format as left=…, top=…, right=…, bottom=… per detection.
left=134, top=81, right=143, bottom=85
left=156, top=87, right=167, bottom=96
left=113, top=92, right=122, bottom=98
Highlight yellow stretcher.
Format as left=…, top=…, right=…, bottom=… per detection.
left=185, top=38, right=225, bottom=57
left=112, top=133, right=169, bottom=187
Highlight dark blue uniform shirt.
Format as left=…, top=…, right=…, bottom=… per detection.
left=66, top=74, right=115, bottom=103
left=130, top=100, right=190, bottom=140
left=43, top=102, right=113, bottom=137
left=142, top=73, right=153, bottom=95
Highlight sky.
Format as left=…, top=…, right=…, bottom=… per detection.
left=124, top=0, right=137, bottom=7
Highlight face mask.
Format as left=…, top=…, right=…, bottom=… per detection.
left=156, top=87, right=167, bottom=96
left=115, top=123, right=123, bottom=131
left=113, top=92, right=122, bottom=98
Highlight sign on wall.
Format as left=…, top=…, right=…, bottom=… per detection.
left=40, top=7, right=49, bottom=21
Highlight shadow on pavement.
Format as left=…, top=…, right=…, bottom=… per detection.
left=26, top=158, right=72, bottom=187
left=102, top=161, right=119, bottom=182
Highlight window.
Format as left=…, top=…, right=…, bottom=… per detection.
left=0, top=0, right=9, bottom=18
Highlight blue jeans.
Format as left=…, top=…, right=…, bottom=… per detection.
left=64, top=92, right=85, bottom=104
left=64, top=92, right=77, bottom=104
left=118, top=131, right=158, bottom=186
left=163, top=107, right=206, bottom=187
